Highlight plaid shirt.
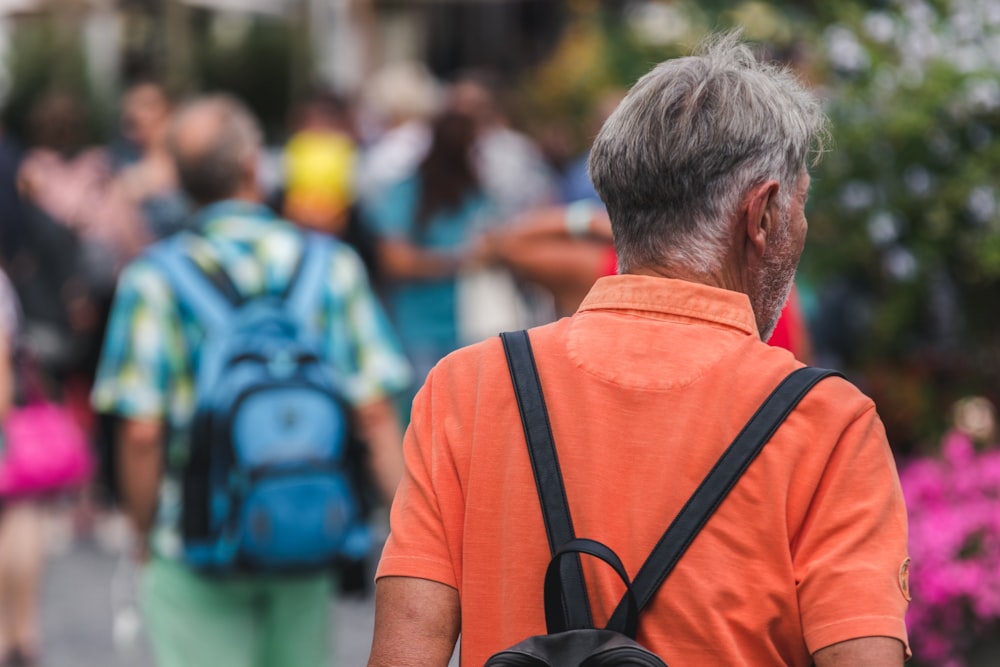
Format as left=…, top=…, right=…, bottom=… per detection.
left=92, top=200, right=411, bottom=558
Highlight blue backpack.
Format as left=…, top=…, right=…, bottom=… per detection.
left=148, top=232, right=370, bottom=574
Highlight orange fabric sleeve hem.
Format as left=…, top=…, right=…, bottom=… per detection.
left=375, top=554, right=458, bottom=591
left=805, top=615, right=911, bottom=660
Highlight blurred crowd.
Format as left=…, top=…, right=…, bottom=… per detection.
left=0, top=62, right=625, bottom=663
left=0, top=63, right=623, bottom=426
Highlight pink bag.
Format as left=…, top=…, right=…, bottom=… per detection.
left=0, top=401, right=94, bottom=497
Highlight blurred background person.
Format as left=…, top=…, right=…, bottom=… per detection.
left=17, top=91, right=146, bottom=275
left=115, top=81, right=190, bottom=242
left=0, top=266, right=44, bottom=667
left=278, top=89, right=382, bottom=284
left=92, top=94, right=410, bottom=667
left=11, top=90, right=150, bottom=553
left=12, top=91, right=146, bottom=435
left=446, top=71, right=561, bottom=341
left=356, top=62, right=440, bottom=208
left=362, top=109, right=491, bottom=420
left=280, top=89, right=357, bottom=238
left=447, top=70, right=557, bottom=221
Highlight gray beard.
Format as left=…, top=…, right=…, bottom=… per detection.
left=755, top=265, right=796, bottom=342
left=753, top=217, right=800, bottom=342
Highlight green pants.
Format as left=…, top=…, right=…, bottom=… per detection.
left=141, top=558, right=334, bottom=667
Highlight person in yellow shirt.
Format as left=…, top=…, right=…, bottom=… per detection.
left=281, top=91, right=358, bottom=238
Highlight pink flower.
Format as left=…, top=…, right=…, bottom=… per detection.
left=901, top=430, right=1000, bottom=666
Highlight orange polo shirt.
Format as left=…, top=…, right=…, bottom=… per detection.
left=377, top=275, right=910, bottom=665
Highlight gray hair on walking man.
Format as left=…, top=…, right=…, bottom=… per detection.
left=590, top=31, right=828, bottom=339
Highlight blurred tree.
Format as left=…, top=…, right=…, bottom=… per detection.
left=803, top=0, right=1000, bottom=450
left=188, top=9, right=302, bottom=140
left=420, top=0, right=569, bottom=80
left=0, top=11, right=100, bottom=144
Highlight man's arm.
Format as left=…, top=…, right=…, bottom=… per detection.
left=377, top=239, right=464, bottom=281
left=353, top=398, right=405, bottom=504
left=485, top=205, right=613, bottom=315
left=117, top=418, right=165, bottom=559
left=367, top=576, right=460, bottom=667
left=813, top=637, right=905, bottom=667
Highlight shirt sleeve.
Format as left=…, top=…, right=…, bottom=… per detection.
left=325, top=245, right=411, bottom=407
left=793, top=402, right=911, bottom=658
left=376, top=365, right=460, bottom=589
left=91, top=261, right=185, bottom=419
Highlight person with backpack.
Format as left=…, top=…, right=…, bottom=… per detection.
left=368, top=32, right=910, bottom=667
left=92, top=94, right=412, bottom=667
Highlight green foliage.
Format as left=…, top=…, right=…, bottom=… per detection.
left=805, top=2, right=1000, bottom=386
left=189, top=12, right=307, bottom=140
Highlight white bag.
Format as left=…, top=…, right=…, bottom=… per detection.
left=456, top=267, right=533, bottom=346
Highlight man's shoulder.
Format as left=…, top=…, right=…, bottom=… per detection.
left=802, top=368, right=877, bottom=423
left=432, top=322, right=568, bottom=385
left=747, top=344, right=877, bottom=421
left=118, top=239, right=176, bottom=294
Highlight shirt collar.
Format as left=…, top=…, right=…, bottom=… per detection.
left=193, top=199, right=276, bottom=228
left=577, top=274, right=760, bottom=338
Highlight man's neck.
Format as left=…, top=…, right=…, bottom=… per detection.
left=229, top=186, right=261, bottom=204
left=629, top=257, right=750, bottom=297
left=201, top=188, right=261, bottom=209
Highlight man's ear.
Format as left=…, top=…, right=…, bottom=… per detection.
left=743, top=180, right=781, bottom=256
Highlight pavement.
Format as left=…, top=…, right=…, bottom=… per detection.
left=35, top=512, right=404, bottom=667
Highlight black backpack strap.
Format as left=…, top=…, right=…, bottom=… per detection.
left=607, top=366, right=843, bottom=630
left=501, top=329, right=593, bottom=630
left=544, top=538, right=641, bottom=638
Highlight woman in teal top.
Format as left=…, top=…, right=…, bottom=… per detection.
left=364, top=110, right=492, bottom=395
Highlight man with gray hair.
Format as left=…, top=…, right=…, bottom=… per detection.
left=93, top=95, right=412, bottom=667
left=368, top=34, right=909, bottom=666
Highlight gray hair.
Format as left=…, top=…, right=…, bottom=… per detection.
left=589, top=31, right=828, bottom=274
left=167, top=94, right=263, bottom=206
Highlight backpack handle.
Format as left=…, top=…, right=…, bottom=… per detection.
left=545, top=538, right=641, bottom=639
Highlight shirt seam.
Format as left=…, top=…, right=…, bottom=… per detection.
left=579, top=299, right=756, bottom=334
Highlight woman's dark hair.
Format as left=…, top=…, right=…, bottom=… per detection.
left=415, top=110, right=479, bottom=233
left=29, top=92, right=88, bottom=155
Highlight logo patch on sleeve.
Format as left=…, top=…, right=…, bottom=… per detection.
left=898, top=557, right=912, bottom=601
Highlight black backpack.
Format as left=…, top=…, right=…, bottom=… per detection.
left=485, top=330, right=840, bottom=667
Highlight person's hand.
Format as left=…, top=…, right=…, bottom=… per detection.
left=462, top=230, right=502, bottom=271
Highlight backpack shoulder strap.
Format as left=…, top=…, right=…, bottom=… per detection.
left=146, top=234, right=234, bottom=333
left=500, top=329, right=594, bottom=630
left=607, top=366, right=844, bottom=630
left=285, top=232, right=335, bottom=328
